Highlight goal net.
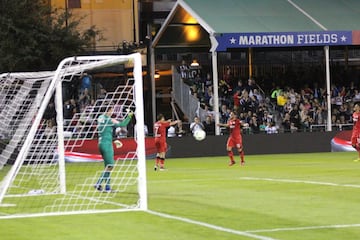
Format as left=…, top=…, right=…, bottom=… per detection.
left=0, top=53, right=147, bottom=218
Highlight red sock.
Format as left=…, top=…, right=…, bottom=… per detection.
left=240, top=151, right=245, bottom=162
left=155, top=157, right=160, bottom=166
left=160, top=158, right=165, bottom=168
left=228, top=151, right=234, bottom=162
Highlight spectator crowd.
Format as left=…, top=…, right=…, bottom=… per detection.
left=177, top=60, right=359, bottom=136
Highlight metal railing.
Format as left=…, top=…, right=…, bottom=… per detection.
left=171, top=66, right=201, bottom=122
left=309, top=123, right=353, bottom=132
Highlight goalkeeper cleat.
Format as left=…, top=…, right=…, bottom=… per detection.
left=94, top=184, right=103, bottom=192
left=103, top=189, right=117, bottom=193
left=103, top=186, right=117, bottom=193
left=228, top=161, right=236, bottom=166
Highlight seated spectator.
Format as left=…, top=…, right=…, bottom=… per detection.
left=353, top=89, right=360, bottom=102
left=97, top=87, right=107, bottom=99
left=239, top=90, right=259, bottom=114
left=259, top=121, right=267, bottom=132
left=282, top=112, right=292, bottom=133
left=220, top=104, right=230, bottom=124
left=290, top=122, right=298, bottom=133
left=265, top=122, right=278, bottom=134
left=312, top=106, right=326, bottom=125
left=167, top=126, right=177, bottom=138
left=202, top=115, right=215, bottom=135
left=248, top=114, right=260, bottom=134
left=64, top=99, right=74, bottom=125
left=44, top=119, right=56, bottom=138
left=299, top=106, right=313, bottom=130
left=199, top=104, right=215, bottom=122
left=176, top=120, right=186, bottom=137
left=252, top=88, right=263, bottom=103
left=115, top=126, right=128, bottom=138
left=43, top=102, right=56, bottom=121
left=79, top=88, right=92, bottom=111
left=289, top=104, right=300, bottom=129
left=190, top=116, right=205, bottom=134
left=204, top=72, right=212, bottom=89
left=134, top=124, right=149, bottom=137
left=332, top=92, right=343, bottom=110
left=246, top=78, right=256, bottom=96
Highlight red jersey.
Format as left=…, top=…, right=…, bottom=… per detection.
left=351, top=111, right=360, bottom=146
left=154, top=120, right=170, bottom=153
left=228, top=118, right=242, bottom=139
left=154, top=120, right=170, bottom=142
left=226, top=118, right=243, bottom=148
left=353, top=112, right=360, bottom=132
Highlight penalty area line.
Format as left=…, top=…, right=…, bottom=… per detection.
left=146, top=210, right=277, bottom=240
left=247, top=223, right=360, bottom=233
left=239, top=177, right=360, bottom=188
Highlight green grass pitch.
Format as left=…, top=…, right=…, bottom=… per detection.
left=1, top=151, right=360, bottom=240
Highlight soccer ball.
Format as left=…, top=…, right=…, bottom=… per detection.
left=193, top=129, right=206, bottom=141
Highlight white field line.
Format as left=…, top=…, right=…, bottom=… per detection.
left=148, top=177, right=360, bottom=236
left=239, top=177, right=360, bottom=189
left=147, top=210, right=277, bottom=240
left=150, top=177, right=360, bottom=189
left=247, top=223, right=360, bottom=233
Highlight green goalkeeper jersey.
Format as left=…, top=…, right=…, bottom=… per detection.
left=97, top=114, right=132, bottom=166
left=97, top=114, right=132, bottom=144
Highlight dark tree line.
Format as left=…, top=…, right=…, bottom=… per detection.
left=0, top=0, right=101, bottom=72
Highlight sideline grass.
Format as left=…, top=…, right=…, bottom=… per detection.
left=1, top=152, right=360, bottom=240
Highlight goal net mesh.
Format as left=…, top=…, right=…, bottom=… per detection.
left=0, top=54, right=147, bottom=218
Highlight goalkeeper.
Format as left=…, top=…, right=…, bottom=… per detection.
left=95, top=105, right=133, bottom=192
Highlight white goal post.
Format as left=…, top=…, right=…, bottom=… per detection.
left=0, top=53, right=147, bottom=218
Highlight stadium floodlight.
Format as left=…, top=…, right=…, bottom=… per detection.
left=0, top=53, right=147, bottom=218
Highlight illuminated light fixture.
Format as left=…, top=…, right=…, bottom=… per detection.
left=154, top=71, right=160, bottom=79
left=190, top=59, right=199, bottom=67
left=186, top=25, right=200, bottom=42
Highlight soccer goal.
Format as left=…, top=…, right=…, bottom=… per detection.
left=0, top=53, right=147, bottom=218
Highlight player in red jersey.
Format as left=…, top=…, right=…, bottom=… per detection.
left=218, top=111, right=245, bottom=166
left=351, top=103, right=360, bottom=161
left=153, top=113, right=179, bottom=170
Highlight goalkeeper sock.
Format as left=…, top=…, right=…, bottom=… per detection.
left=104, top=172, right=111, bottom=189
left=96, top=171, right=107, bottom=185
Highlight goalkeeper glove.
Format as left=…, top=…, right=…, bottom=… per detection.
left=114, top=140, right=122, bottom=148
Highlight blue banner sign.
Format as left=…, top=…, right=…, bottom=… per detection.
left=215, top=31, right=353, bottom=51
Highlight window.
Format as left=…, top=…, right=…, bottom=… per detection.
left=67, top=0, right=81, bottom=9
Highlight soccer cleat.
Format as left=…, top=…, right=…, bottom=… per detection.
left=103, top=188, right=117, bottom=193
left=240, top=161, right=245, bottom=166
left=94, top=184, right=103, bottom=192
left=102, top=186, right=116, bottom=193
left=159, top=167, right=167, bottom=171
left=228, top=161, right=236, bottom=166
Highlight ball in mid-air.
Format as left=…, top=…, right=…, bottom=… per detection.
left=193, top=129, right=206, bottom=141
